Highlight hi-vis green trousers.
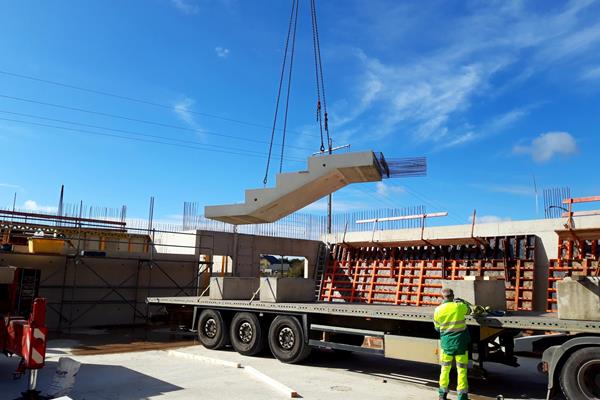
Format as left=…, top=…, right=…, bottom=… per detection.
left=439, top=349, right=468, bottom=400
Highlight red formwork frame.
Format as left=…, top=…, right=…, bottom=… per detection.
left=546, top=258, right=600, bottom=312
left=319, top=255, right=535, bottom=311
left=546, top=196, right=600, bottom=311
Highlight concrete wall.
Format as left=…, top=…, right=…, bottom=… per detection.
left=155, top=230, right=322, bottom=279
left=327, top=215, right=600, bottom=311
left=0, top=252, right=199, bottom=331
left=0, top=229, right=321, bottom=330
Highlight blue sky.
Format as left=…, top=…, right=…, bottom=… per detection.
left=1, top=0, right=599, bottom=226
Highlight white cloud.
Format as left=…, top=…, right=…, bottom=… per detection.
left=171, top=0, right=200, bottom=15
left=581, top=66, right=600, bottom=80
left=334, top=1, right=600, bottom=147
left=300, top=198, right=373, bottom=213
left=173, top=96, right=199, bottom=128
left=513, top=131, right=578, bottom=163
left=471, top=183, right=535, bottom=197
left=468, top=215, right=512, bottom=224
left=0, top=183, right=22, bottom=190
left=487, top=108, right=530, bottom=132
left=435, top=131, right=476, bottom=150
left=22, top=200, right=57, bottom=213
left=346, top=51, right=492, bottom=143
left=215, top=46, right=230, bottom=58
left=375, top=181, right=405, bottom=197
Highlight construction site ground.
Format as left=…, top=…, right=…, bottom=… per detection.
left=0, top=327, right=555, bottom=400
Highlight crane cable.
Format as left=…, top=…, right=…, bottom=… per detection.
left=263, top=0, right=330, bottom=185
left=263, top=0, right=299, bottom=186
left=310, top=0, right=330, bottom=152
left=279, top=0, right=300, bottom=174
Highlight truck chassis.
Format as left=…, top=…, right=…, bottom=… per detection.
left=148, top=296, right=600, bottom=400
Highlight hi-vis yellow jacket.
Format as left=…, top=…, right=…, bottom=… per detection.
left=434, top=300, right=471, bottom=355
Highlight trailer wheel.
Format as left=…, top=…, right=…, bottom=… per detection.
left=268, top=315, right=311, bottom=364
left=559, top=347, right=600, bottom=399
left=229, top=312, right=265, bottom=356
left=197, top=309, right=229, bottom=350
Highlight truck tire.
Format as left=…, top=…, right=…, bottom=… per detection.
left=559, top=347, right=600, bottom=399
left=197, top=309, right=229, bottom=350
left=268, top=315, right=311, bottom=364
left=229, top=312, right=265, bottom=356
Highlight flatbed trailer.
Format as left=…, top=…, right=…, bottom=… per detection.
left=147, top=296, right=600, bottom=400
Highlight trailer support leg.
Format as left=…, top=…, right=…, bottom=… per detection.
left=18, top=369, right=44, bottom=400
left=470, top=343, right=488, bottom=379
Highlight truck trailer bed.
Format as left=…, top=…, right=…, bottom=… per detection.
left=146, top=296, right=600, bottom=334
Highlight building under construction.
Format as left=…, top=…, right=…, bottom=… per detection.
left=2, top=176, right=600, bottom=400
left=1, top=189, right=599, bottom=323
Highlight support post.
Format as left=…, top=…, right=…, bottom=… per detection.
left=232, top=225, right=239, bottom=276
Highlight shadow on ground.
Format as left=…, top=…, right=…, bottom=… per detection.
left=303, top=349, right=554, bottom=400
left=1, top=356, right=184, bottom=400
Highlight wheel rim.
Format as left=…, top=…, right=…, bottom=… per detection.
left=278, top=326, right=295, bottom=350
left=577, top=359, right=600, bottom=398
left=204, top=318, right=217, bottom=338
left=238, top=321, right=254, bottom=343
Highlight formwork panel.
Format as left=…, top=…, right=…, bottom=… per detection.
left=319, top=244, right=535, bottom=311
left=546, top=259, right=600, bottom=312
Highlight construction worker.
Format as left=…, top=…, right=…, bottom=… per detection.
left=433, top=288, right=471, bottom=400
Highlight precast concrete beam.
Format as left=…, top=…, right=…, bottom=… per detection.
left=205, top=151, right=383, bottom=224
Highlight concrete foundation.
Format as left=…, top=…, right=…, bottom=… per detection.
left=557, top=277, right=600, bottom=321
left=209, top=277, right=260, bottom=300
left=259, top=277, right=315, bottom=303
left=442, top=279, right=507, bottom=311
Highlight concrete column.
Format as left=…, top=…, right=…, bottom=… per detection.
left=232, top=226, right=239, bottom=276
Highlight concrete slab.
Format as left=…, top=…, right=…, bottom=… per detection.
left=209, top=277, right=260, bottom=300
left=557, top=277, right=600, bottom=321
left=259, top=277, right=315, bottom=303
left=0, top=328, right=552, bottom=400
left=205, top=151, right=383, bottom=224
left=443, top=280, right=507, bottom=311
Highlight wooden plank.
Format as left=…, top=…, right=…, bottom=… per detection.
left=563, top=196, right=600, bottom=204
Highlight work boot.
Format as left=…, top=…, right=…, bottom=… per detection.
left=457, top=393, right=469, bottom=400
left=438, top=393, right=448, bottom=400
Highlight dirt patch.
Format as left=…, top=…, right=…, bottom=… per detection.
left=72, top=340, right=198, bottom=356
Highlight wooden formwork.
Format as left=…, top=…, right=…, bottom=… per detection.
left=319, top=246, right=535, bottom=311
